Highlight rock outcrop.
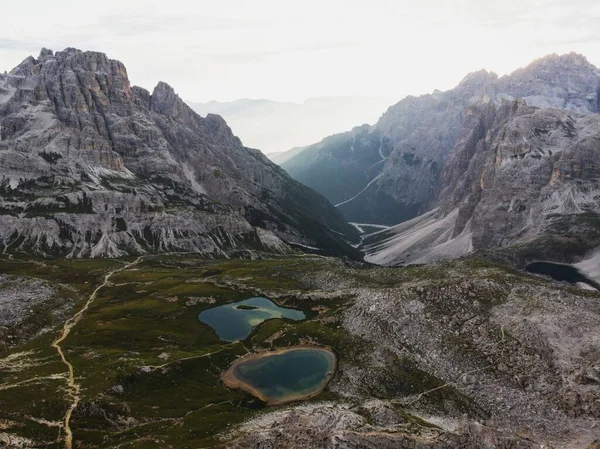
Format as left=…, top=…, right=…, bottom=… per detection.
left=364, top=100, right=600, bottom=265
left=0, top=48, right=360, bottom=258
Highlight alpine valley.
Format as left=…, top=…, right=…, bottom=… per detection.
left=0, top=49, right=599, bottom=449
left=282, top=53, right=600, bottom=267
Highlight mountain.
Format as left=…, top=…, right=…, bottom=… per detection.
left=0, top=48, right=360, bottom=258
left=189, top=96, right=393, bottom=155
left=364, top=99, right=600, bottom=265
left=282, top=53, right=600, bottom=226
left=267, top=145, right=308, bottom=165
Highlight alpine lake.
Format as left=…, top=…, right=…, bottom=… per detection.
left=198, top=296, right=337, bottom=404
left=198, top=296, right=306, bottom=342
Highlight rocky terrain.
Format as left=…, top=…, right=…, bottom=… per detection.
left=364, top=99, right=600, bottom=265
left=222, top=258, right=600, bottom=449
left=0, top=48, right=359, bottom=259
left=1, top=255, right=599, bottom=449
left=281, top=53, right=600, bottom=227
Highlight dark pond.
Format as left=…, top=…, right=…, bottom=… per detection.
left=198, top=297, right=305, bottom=342
left=526, top=262, right=600, bottom=290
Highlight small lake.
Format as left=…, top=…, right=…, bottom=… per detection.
left=222, top=347, right=336, bottom=405
left=198, top=297, right=305, bottom=342
left=526, top=262, right=600, bottom=290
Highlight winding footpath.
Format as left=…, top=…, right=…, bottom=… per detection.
left=51, top=256, right=144, bottom=449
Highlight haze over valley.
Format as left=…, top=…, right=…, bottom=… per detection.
left=190, top=96, right=394, bottom=155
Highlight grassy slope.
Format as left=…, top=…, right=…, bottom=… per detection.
left=0, top=255, right=522, bottom=448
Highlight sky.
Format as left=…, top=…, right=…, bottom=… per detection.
left=1, top=0, right=600, bottom=103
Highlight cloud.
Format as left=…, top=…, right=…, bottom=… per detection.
left=202, top=42, right=359, bottom=64
left=0, top=39, right=43, bottom=51
left=1, top=0, right=599, bottom=103
left=537, top=33, right=600, bottom=47
left=96, top=13, right=267, bottom=37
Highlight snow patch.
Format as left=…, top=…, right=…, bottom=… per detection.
left=288, top=242, right=322, bottom=251
left=335, top=174, right=381, bottom=207
left=8, top=178, right=19, bottom=189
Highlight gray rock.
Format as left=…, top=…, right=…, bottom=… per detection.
left=365, top=99, right=600, bottom=265
left=0, top=48, right=360, bottom=259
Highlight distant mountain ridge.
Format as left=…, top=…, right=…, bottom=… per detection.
left=268, top=145, right=308, bottom=165
left=279, top=52, right=600, bottom=266
left=189, top=96, right=394, bottom=154
left=0, top=48, right=360, bottom=258
left=282, top=52, right=600, bottom=226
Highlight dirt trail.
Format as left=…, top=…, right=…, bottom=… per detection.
left=51, top=256, right=144, bottom=449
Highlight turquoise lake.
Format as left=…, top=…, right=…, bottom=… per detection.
left=198, top=297, right=306, bottom=342
left=226, top=348, right=336, bottom=404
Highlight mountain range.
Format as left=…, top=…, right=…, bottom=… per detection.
left=0, top=48, right=359, bottom=259
left=2, top=47, right=600, bottom=449
left=2, top=48, right=599, bottom=270
left=280, top=53, right=600, bottom=266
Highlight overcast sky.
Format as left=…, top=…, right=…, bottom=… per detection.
left=1, top=0, right=599, bottom=103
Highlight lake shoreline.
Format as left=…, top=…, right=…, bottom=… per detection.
left=526, top=261, right=600, bottom=291
left=198, top=297, right=306, bottom=342
left=221, top=345, right=337, bottom=406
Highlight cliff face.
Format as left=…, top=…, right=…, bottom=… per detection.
left=0, top=48, right=359, bottom=258
left=282, top=53, right=600, bottom=226
left=364, top=99, right=600, bottom=265
left=439, top=100, right=600, bottom=248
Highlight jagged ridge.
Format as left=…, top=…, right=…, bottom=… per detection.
left=0, top=48, right=360, bottom=258
left=282, top=52, right=600, bottom=226
left=364, top=99, right=600, bottom=265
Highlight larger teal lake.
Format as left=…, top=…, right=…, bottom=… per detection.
left=223, top=347, right=336, bottom=405
left=198, top=297, right=305, bottom=342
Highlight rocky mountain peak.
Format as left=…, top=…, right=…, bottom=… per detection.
left=153, top=80, right=175, bottom=92
left=9, top=56, right=36, bottom=76
left=0, top=47, right=359, bottom=258
left=150, top=81, right=183, bottom=115
left=526, top=51, right=595, bottom=71
left=510, top=52, right=600, bottom=82
left=45, top=48, right=117, bottom=73
left=457, top=69, right=499, bottom=88
left=282, top=52, right=600, bottom=228
left=203, top=112, right=233, bottom=135
left=149, top=81, right=237, bottom=147
left=501, top=52, right=600, bottom=112
left=38, top=47, right=54, bottom=58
